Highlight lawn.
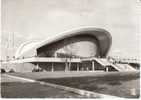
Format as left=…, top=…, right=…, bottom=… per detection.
left=6, top=71, right=140, bottom=98
left=1, top=74, right=89, bottom=98
left=37, top=71, right=140, bottom=98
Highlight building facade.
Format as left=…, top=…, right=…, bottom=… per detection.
left=5, top=27, right=137, bottom=72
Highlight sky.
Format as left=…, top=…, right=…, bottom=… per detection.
left=1, top=0, right=141, bottom=60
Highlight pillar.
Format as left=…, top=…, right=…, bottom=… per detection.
left=106, top=66, right=108, bottom=72
left=92, top=61, right=95, bottom=71
left=36, top=63, right=39, bottom=69
left=77, top=63, right=79, bottom=71
left=65, top=62, right=68, bottom=72
left=51, top=62, right=54, bottom=72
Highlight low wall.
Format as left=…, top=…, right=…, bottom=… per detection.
left=1, top=62, right=36, bottom=72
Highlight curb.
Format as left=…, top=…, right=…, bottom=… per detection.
left=6, top=74, right=36, bottom=82
left=6, top=74, right=122, bottom=98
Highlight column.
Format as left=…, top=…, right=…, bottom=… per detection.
left=51, top=62, right=54, bottom=72
left=92, top=61, right=95, bottom=71
left=36, top=63, right=39, bottom=69
left=77, top=63, right=79, bottom=71
left=106, top=66, right=108, bottom=72
left=65, top=62, right=68, bottom=72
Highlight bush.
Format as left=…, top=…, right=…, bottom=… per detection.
left=32, top=68, right=43, bottom=72
left=1, top=68, right=6, bottom=73
left=9, top=69, right=15, bottom=73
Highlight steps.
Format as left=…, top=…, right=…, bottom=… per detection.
left=115, top=64, right=136, bottom=71
left=94, top=58, right=110, bottom=66
left=93, top=58, right=136, bottom=72
left=109, top=63, right=123, bottom=71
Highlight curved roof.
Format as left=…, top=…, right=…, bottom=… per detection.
left=15, top=27, right=112, bottom=58
left=15, top=41, right=39, bottom=58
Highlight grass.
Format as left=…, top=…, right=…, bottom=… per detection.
left=4, top=71, right=140, bottom=98
left=1, top=82, right=90, bottom=98
left=1, top=74, right=92, bottom=98
left=37, top=72, right=140, bottom=98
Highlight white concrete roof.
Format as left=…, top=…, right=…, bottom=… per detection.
left=15, top=27, right=112, bottom=58
left=10, top=57, right=81, bottom=63
left=15, top=41, right=40, bottom=58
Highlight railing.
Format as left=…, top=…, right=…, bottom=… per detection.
left=107, top=56, right=140, bottom=64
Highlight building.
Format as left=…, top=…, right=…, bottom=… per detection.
left=3, top=27, right=137, bottom=72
